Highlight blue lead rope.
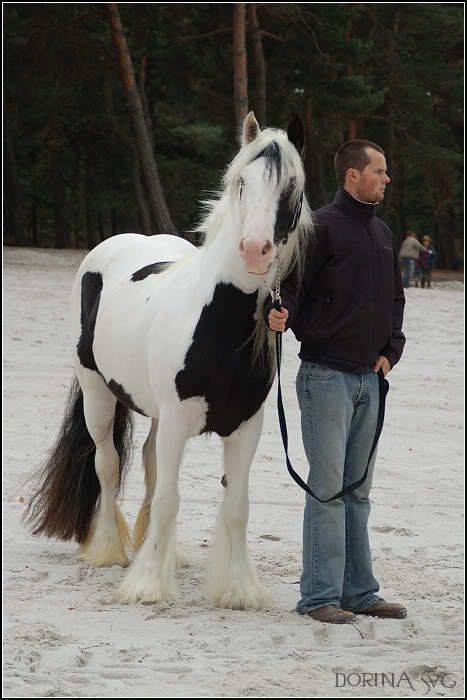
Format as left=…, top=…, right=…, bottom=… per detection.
left=273, top=303, right=389, bottom=503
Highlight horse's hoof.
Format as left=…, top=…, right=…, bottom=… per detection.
left=210, top=585, right=273, bottom=610
left=75, top=547, right=129, bottom=568
left=116, top=573, right=178, bottom=605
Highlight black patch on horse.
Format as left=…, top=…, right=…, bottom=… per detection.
left=254, top=140, right=282, bottom=183
left=175, top=283, right=272, bottom=437
left=106, top=379, right=148, bottom=417
left=274, top=179, right=302, bottom=245
left=131, top=262, right=173, bottom=282
left=77, top=271, right=103, bottom=372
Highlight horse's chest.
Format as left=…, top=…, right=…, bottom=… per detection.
left=175, top=283, right=271, bottom=437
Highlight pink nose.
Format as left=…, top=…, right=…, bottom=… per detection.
left=238, top=236, right=274, bottom=273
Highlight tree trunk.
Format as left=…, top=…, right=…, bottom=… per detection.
left=51, top=161, right=67, bottom=249
left=233, top=4, right=249, bottom=129
left=97, top=209, right=105, bottom=242
left=247, top=4, right=266, bottom=126
left=304, top=97, right=329, bottom=206
left=347, top=119, right=357, bottom=141
left=85, top=153, right=98, bottom=249
left=316, top=150, right=329, bottom=205
left=103, top=65, right=155, bottom=234
left=111, top=207, right=119, bottom=237
left=433, top=167, right=457, bottom=269
left=336, top=113, right=345, bottom=146
left=304, top=98, right=313, bottom=155
left=397, top=161, right=406, bottom=244
left=138, top=53, right=154, bottom=152
left=106, top=3, right=177, bottom=234
left=4, top=115, right=27, bottom=245
left=31, top=198, right=38, bottom=246
left=67, top=131, right=84, bottom=249
left=382, top=12, right=400, bottom=229
left=344, top=15, right=356, bottom=140
left=381, top=121, right=396, bottom=226
left=47, top=117, right=69, bottom=249
left=131, top=143, right=152, bottom=233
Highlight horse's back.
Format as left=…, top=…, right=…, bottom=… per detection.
left=75, top=233, right=195, bottom=284
left=71, top=233, right=196, bottom=331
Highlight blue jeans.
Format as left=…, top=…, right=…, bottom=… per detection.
left=295, top=362, right=381, bottom=613
left=400, top=257, right=415, bottom=288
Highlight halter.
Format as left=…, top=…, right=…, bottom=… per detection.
left=263, top=252, right=282, bottom=308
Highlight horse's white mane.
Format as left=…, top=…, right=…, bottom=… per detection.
left=192, top=125, right=314, bottom=378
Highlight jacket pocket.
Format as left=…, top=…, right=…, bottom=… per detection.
left=312, top=296, right=332, bottom=331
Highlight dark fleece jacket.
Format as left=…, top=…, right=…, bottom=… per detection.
left=264, top=188, right=406, bottom=370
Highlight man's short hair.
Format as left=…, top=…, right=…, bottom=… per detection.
left=334, top=140, right=385, bottom=188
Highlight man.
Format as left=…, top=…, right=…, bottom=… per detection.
left=266, top=140, right=407, bottom=624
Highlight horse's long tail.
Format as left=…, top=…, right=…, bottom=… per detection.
left=23, top=377, right=134, bottom=543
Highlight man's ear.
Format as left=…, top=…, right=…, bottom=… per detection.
left=347, top=167, right=359, bottom=182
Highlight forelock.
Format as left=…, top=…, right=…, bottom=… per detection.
left=223, top=128, right=304, bottom=203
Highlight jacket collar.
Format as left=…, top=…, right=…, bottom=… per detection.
left=333, top=187, right=377, bottom=219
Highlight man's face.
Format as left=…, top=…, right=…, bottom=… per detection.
left=354, top=149, right=390, bottom=203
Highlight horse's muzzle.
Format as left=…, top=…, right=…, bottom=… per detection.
left=238, top=235, right=275, bottom=275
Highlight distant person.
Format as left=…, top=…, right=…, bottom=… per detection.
left=419, top=235, right=437, bottom=288
left=399, top=231, right=432, bottom=288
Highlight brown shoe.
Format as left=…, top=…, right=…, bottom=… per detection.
left=356, top=599, right=407, bottom=619
left=307, top=605, right=357, bottom=624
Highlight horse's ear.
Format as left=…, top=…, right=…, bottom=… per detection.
left=287, top=114, right=305, bottom=156
left=242, top=111, right=260, bottom=146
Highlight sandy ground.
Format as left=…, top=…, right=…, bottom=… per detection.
left=3, top=246, right=464, bottom=698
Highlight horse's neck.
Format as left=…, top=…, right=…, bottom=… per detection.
left=201, top=218, right=265, bottom=296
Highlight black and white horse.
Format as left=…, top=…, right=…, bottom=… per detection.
left=25, top=112, right=313, bottom=609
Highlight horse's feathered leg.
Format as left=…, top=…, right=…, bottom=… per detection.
left=208, top=406, right=273, bottom=610
left=117, top=411, right=185, bottom=603
left=133, top=418, right=190, bottom=568
left=75, top=370, right=131, bottom=567
left=133, top=419, right=158, bottom=552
